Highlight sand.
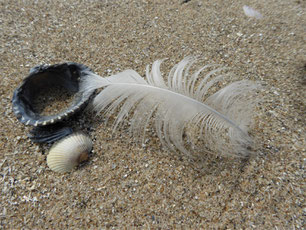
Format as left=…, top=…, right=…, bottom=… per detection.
left=1, top=0, right=305, bottom=229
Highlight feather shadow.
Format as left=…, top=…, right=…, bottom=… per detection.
left=80, top=57, right=260, bottom=157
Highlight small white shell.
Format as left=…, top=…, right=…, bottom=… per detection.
left=47, top=132, right=93, bottom=173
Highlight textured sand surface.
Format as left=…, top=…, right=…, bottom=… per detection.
left=1, top=0, right=305, bottom=229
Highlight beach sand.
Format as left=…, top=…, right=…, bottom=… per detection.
left=1, top=0, right=305, bottom=228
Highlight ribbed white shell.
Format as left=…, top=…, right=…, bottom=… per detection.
left=47, top=132, right=93, bottom=173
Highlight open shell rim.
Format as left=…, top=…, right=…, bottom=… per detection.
left=12, top=62, right=95, bottom=127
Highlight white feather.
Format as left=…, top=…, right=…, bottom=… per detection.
left=80, top=57, right=260, bottom=157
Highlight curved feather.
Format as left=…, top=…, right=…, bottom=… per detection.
left=80, top=57, right=260, bottom=157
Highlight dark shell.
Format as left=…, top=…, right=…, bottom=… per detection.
left=28, top=125, right=73, bottom=143
left=12, top=62, right=95, bottom=127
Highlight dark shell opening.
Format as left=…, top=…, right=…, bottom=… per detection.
left=12, top=62, right=95, bottom=127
